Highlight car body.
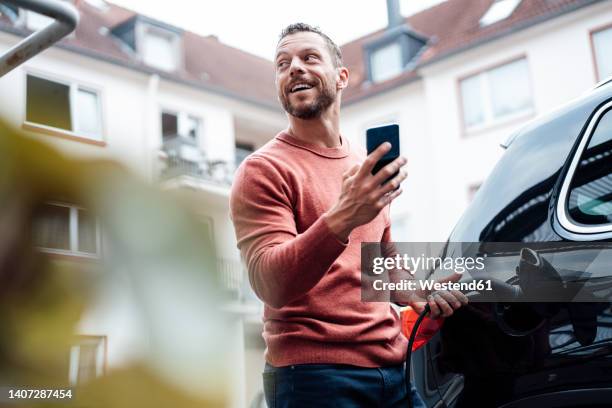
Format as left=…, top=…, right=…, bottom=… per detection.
left=414, top=77, right=612, bottom=407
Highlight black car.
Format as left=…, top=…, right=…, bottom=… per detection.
left=413, top=77, right=612, bottom=408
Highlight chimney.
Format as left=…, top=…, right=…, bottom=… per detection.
left=386, top=0, right=403, bottom=28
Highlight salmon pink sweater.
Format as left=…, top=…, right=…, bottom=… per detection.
left=229, top=131, right=407, bottom=367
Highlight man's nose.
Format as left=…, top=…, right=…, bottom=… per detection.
left=289, top=56, right=306, bottom=76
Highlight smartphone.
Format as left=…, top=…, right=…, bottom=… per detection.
left=366, top=124, right=400, bottom=185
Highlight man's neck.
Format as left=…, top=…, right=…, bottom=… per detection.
left=287, top=106, right=342, bottom=148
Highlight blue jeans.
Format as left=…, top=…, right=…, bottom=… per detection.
left=262, top=363, right=427, bottom=408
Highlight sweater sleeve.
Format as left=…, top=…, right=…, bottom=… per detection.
left=229, top=157, right=348, bottom=308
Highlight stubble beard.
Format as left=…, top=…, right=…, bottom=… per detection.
left=280, top=82, right=336, bottom=120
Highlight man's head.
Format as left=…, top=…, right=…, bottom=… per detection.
left=275, top=23, right=348, bottom=120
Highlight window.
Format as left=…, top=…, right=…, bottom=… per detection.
left=235, top=142, right=254, bottom=167
left=26, top=74, right=102, bottom=140
left=592, top=26, right=612, bottom=81
left=161, top=111, right=201, bottom=142
left=33, top=203, right=100, bottom=257
left=459, top=58, right=532, bottom=131
left=142, top=27, right=179, bottom=71
left=69, top=336, right=106, bottom=386
left=480, top=0, right=522, bottom=26
left=567, top=106, right=612, bottom=226
left=370, top=41, right=403, bottom=83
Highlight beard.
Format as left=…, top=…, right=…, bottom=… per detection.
left=279, top=80, right=336, bottom=119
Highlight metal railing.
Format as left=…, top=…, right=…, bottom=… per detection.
left=217, top=258, right=243, bottom=295
left=0, top=0, right=78, bottom=77
left=159, top=134, right=234, bottom=186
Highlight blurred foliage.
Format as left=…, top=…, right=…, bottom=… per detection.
left=0, top=120, right=231, bottom=407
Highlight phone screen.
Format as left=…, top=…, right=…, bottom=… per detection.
left=366, top=124, right=400, bottom=183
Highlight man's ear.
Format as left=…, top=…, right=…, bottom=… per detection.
left=336, top=66, right=349, bottom=90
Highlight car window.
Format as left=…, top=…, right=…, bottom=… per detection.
left=567, top=106, right=612, bottom=225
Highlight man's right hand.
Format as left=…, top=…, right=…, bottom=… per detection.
left=325, top=142, right=408, bottom=242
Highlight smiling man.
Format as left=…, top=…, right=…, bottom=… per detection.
left=230, top=23, right=466, bottom=407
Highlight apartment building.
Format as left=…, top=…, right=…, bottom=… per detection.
left=340, top=0, right=612, bottom=242
left=1, top=0, right=611, bottom=406
left=0, top=1, right=283, bottom=406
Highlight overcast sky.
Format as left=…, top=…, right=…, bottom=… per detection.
left=107, top=0, right=446, bottom=60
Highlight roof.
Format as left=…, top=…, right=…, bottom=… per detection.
left=0, top=0, right=279, bottom=109
left=341, top=0, right=605, bottom=104
left=0, top=0, right=604, bottom=108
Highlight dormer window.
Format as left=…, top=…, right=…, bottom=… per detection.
left=480, top=0, right=522, bottom=27
left=365, top=26, right=427, bottom=83
left=370, top=41, right=403, bottom=83
left=142, top=26, right=180, bottom=72
left=111, top=16, right=182, bottom=72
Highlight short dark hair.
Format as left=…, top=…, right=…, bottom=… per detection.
left=278, top=23, right=343, bottom=68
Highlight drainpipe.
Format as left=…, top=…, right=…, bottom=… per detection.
left=145, top=74, right=160, bottom=183
left=386, top=0, right=403, bottom=28
left=0, top=0, right=78, bottom=77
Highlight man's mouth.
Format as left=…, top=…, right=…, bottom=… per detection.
left=289, top=82, right=315, bottom=94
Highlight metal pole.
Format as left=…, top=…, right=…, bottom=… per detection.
left=0, top=0, right=78, bottom=77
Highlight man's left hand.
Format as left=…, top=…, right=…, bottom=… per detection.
left=405, top=273, right=469, bottom=319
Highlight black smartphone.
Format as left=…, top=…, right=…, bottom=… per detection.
left=366, top=124, right=400, bottom=185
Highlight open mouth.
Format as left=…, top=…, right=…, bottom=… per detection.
left=289, top=82, right=315, bottom=94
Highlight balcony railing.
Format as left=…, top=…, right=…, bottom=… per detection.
left=217, top=258, right=261, bottom=307
left=158, top=134, right=234, bottom=186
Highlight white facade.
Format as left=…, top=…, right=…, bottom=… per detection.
left=2, top=0, right=612, bottom=406
left=0, top=25, right=284, bottom=407
left=342, top=0, right=612, bottom=241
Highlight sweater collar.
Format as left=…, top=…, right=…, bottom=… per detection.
left=276, top=130, right=350, bottom=159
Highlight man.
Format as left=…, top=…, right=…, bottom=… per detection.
left=230, top=23, right=467, bottom=407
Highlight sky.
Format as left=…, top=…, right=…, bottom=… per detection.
left=106, top=0, right=446, bottom=61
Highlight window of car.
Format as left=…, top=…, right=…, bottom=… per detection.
left=557, top=100, right=612, bottom=236
left=459, top=58, right=533, bottom=132
left=568, top=105, right=612, bottom=225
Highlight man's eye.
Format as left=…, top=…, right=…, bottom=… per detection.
left=277, top=61, right=288, bottom=68
left=305, top=54, right=317, bottom=61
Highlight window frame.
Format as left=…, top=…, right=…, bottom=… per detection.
left=589, top=22, right=612, bottom=83
left=556, top=99, right=612, bottom=239
left=457, top=55, right=534, bottom=135
left=35, top=201, right=102, bottom=259
left=68, top=335, right=107, bottom=386
left=23, top=70, right=105, bottom=145
left=159, top=107, right=202, bottom=144
left=139, top=23, right=182, bottom=72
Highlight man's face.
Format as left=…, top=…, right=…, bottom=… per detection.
left=275, top=32, right=340, bottom=119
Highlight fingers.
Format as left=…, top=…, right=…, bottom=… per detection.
left=429, top=291, right=467, bottom=318
left=358, top=142, right=391, bottom=178
left=343, top=164, right=359, bottom=180
left=376, top=169, right=408, bottom=197
left=372, top=156, right=407, bottom=186
left=377, top=188, right=402, bottom=208
left=451, top=290, right=469, bottom=305
left=427, top=295, right=441, bottom=319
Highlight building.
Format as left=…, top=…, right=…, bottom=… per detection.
left=0, top=1, right=283, bottom=406
left=340, top=0, right=612, bottom=242
left=0, top=0, right=611, bottom=406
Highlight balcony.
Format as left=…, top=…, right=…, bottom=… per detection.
left=217, top=258, right=262, bottom=314
left=158, top=134, right=234, bottom=187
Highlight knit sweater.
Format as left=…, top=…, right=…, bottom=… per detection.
left=229, top=131, right=407, bottom=367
